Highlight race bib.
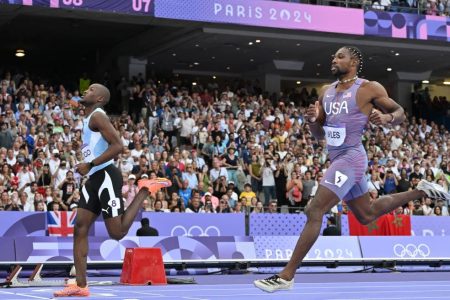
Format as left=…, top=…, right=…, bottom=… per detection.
left=323, top=125, right=346, bottom=147
left=81, top=143, right=94, bottom=161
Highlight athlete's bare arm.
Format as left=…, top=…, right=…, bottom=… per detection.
left=362, top=81, right=405, bottom=126
left=75, top=112, right=122, bottom=176
left=305, top=84, right=328, bottom=140
left=89, top=112, right=123, bottom=166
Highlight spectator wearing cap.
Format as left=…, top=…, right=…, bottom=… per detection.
left=148, top=136, right=164, bottom=155
left=122, top=174, right=138, bottom=209
left=322, top=216, right=341, bottom=236
left=201, top=191, right=219, bottom=210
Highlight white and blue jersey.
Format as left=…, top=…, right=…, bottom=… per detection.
left=82, top=108, right=113, bottom=176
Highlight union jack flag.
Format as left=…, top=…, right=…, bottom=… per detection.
left=47, top=211, right=77, bottom=237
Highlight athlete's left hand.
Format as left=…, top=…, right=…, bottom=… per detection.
left=75, top=163, right=91, bottom=176
left=369, top=109, right=390, bottom=125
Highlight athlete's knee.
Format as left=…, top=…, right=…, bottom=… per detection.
left=358, top=214, right=375, bottom=225
left=74, top=222, right=89, bottom=237
left=304, top=202, right=323, bottom=222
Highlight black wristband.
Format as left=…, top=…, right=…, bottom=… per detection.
left=89, top=161, right=95, bottom=169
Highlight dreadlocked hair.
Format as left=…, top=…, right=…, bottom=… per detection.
left=344, top=46, right=363, bottom=75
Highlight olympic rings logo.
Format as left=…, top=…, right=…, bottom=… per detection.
left=170, top=225, right=221, bottom=237
left=393, top=243, right=431, bottom=258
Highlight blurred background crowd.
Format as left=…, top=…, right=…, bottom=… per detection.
left=0, top=70, right=448, bottom=217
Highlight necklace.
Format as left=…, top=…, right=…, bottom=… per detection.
left=338, top=76, right=358, bottom=84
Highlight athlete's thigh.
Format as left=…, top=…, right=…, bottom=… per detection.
left=74, top=207, right=98, bottom=232
left=309, top=185, right=341, bottom=213
left=79, top=177, right=101, bottom=217
left=321, top=153, right=367, bottom=201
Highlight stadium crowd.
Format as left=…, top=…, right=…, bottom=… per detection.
left=0, top=71, right=448, bottom=217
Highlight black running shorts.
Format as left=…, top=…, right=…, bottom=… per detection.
left=79, top=164, right=124, bottom=219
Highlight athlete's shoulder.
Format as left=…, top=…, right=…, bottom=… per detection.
left=359, top=80, right=382, bottom=89
left=318, top=83, right=334, bottom=99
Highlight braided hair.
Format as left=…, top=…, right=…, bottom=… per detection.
left=344, top=46, right=363, bottom=75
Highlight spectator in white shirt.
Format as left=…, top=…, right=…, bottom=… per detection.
left=210, top=158, right=228, bottom=183
left=422, top=197, right=433, bottom=216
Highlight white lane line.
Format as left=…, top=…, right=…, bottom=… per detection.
left=182, top=297, right=210, bottom=300
left=329, top=297, right=450, bottom=300
left=88, top=284, right=450, bottom=293
left=189, top=289, right=450, bottom=298
left=0, top=290, right=51, bottom=300
left=91, top=287, right=165, bottom=297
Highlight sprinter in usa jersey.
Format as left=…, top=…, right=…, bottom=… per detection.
left=255, top=46, right=450, bottom=293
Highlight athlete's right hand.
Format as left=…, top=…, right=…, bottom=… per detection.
left=306, top=101, right=320, bottom=123
left=75, top=163, right=90, bottom=176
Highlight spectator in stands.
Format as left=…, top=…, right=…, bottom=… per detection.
left=0, top=69, right=447, bottom=222
left=435, top=199, right=449, bottom=216
left=216, top=197, right=231, bottom=213
left=301, top=171, right=315, bottom=208
left=403, top=200, right=415, bottom=215
left=251, top=200, right=264, bottom=213
left=0, top=122, right=14, bottom=149
left=368, top=171, right=384, bottom=195
left=286, top=171, right=303, bottom=206
left=433, top=206, right=442, bottom=216
left=322, top=216, right=341, bottom=236
left=122, top=174, right=138, bottom=209
left=204, top=199, right=215, bottom=213
left=185, top=195, right=204, bottom=213
left=136, top=217, right=158, bottom=236
left=240, top=183, right=256, bottom=206
left=262, top=153, right=276, bottom=205
left=422, top=197, right=433, bottom=215
left=383, top=170, right=398, bottom=194
left=267, top=200, right=278, bottom=213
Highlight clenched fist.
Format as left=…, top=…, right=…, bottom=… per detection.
left=306, top=101, right=320, bottom=123
left=370, top=109, right=392, bottom=126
